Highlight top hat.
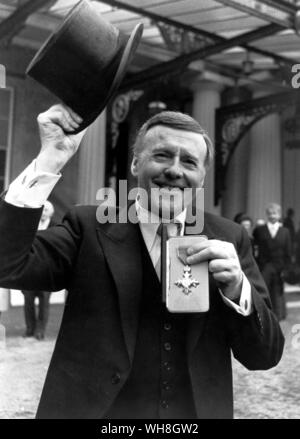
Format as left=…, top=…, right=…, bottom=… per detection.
left=26, top=0, right=143, bottom=132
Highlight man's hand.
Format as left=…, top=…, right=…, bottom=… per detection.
left=186, top=240, right=243, bottom=301
left=36, top=104, right=87, bottom=174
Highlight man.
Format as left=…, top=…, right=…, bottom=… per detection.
left=235, top=214, right=255, bottom=256
left=0, top=105, right=284, bottom=419
left=283, top=208, right=296, bottom=243
left=22, top=200, right=55, bottom=340
left=253, top=203, right=291, bottom=321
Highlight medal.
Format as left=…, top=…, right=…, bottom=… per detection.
left=174, top=246, right=199, bottom=295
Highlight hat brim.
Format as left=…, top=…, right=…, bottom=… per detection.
left=75, top=22, right=143, bottom=133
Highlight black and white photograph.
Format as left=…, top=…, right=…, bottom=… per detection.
left=0, top=0, right=300, bottom=422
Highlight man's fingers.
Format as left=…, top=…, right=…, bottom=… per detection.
left=211, top=271, right=233, bottom=284
left=59, top=104, right=82, bottom=129
left=64, top=105, right=83, bottom=125
left=64, top=112, right=79, bottom=130
left=208, top=259, right=234, bottom=273
left=186, top=240, right=237, bottom=264
left=38, top=111, right=74, bottom=133
left=187, top=239, right=230, bottom=254
left=38, top=104, right=81, bottom=132
left=187, top=247, right=230, bottom=264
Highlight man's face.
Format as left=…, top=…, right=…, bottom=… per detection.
left=266, top=207, right=281, bottom=224
left=131, top=125, right=207, bottom=218
left=240, top=220, right=252, bottom=235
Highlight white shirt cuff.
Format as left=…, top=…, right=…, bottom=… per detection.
left=219, top=273, right=253, bottom=316
left=5, top=159, right=61, bottom=208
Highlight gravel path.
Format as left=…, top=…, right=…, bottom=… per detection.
left=1, top=304, right=299, bottom=419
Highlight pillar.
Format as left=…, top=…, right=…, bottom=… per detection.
left=221, top=86, right=252, bottom=220
left=191, top=80, right=222, bottom=215
left=247, top=90, right=282, bottom=222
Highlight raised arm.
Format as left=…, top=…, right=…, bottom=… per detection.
left=0, top=104, right=87, bottom=290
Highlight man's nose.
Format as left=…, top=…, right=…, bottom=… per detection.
left=164, top=157, right=183, bottom=179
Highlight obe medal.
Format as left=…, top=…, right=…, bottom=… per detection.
left=174, top=247, right=199, bottom=295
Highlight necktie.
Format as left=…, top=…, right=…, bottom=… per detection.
left=155, top=222, right=181, bottom=280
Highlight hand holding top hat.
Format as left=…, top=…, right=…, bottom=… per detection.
left=27, top=0, right=143, bottom=133
left=36, top=103, right=87, bottom=174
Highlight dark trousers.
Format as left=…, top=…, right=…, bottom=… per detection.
left=261, top=263, right=286, bottom=321
left=22, top=290, right=51, bottom=335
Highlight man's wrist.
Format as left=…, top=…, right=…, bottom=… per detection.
left=36, top=152, right=65, bottom=175
left=219, top=273, right=253, bottom=316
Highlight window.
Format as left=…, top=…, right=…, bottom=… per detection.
left=0, top=87, right=13, bottom=192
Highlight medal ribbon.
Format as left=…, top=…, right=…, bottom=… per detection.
left=176, top=246, right=190, bottom=265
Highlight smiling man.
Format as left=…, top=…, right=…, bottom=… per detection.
left=131, top=113, right=209, bottom=220
left=0, top=104, right=284, bottom=419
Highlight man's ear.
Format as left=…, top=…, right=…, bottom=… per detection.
left=131, top=156, right=139, bottom=177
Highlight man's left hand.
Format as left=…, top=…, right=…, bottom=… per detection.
left=186, top=239, right=243, bottom=301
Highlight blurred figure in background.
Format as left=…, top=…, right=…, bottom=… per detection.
left=296, top=222, right=300, bottom=267
left=233, top=212, right=246, bottom=224
left=0, top=288, right=9, bottom=348
left=283, top=208, right=296, bottom=242
left=0, top=287, right=9, bottom=316
left=235, top=214, right=255, bottom=255
left=255, top=218, right=266, bottom=227
left=283, top=208, right=296, bottom=258
left=253, top=203, right=291, bottom=321
left=22, top=200, right=55, bottom=340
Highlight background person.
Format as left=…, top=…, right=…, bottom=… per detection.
left=253, top=203, right=291, bottom=321
left=22, top=200, right=55, bottom=340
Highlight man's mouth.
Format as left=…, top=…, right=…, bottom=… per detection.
left=152, top=181, right=184, bottom=191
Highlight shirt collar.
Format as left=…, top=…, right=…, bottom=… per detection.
left=267, top=221, right=281, bottom=228
left=135, top=199, right=186, bottom=252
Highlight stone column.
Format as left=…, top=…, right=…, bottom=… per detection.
left=247, top=91, right=282, bottom=222
left=221, top=86, right=252, bottom=220
left=77, top=110, right=107, bottom=205
left=191, top=80, right=222, bottom=215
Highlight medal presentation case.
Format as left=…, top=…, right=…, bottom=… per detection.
left=162, top=235, right=209, bottom=313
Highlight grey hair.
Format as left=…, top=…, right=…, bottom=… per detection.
left=132, top=111, right=214, bottom=169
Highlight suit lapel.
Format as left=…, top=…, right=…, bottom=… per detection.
left=96, top=209, right=142, bottom=364
left=263, top=225, right=271, bottom=239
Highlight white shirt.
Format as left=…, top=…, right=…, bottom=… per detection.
left=136, top=201, right=185, bottom=271
left=5, top=160, right=252, bottom=316
left=38, top=217, right=51, bottom=231
left=267, top=221, right=281, bottom=238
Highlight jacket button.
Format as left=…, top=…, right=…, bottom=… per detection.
left=161, top=400, right=169, bottom=409
left=163, top=361, right=172, bottom=372
left=111, top=372, right=121, bottom=385
left=162, top=380, right=171, bottom=391
left=164, top=322, right=172, bottom=331
left=164, top=342, right=172, bottom=351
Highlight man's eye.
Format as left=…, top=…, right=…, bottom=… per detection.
left=183, top=158, right=197, bottom=166
left=154, top=152, right=168, bottom=159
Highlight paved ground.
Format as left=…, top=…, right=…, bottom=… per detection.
left=1, top=297, right=300, bottom=419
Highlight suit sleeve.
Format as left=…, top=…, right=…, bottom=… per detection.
left=0, top=199, right=81, bottom=291
left=224, top=226, right=284, bottom=370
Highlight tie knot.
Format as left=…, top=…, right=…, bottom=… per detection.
left=157, top=222, right=181, bottom=238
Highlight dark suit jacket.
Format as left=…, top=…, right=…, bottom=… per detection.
left=0, top=200, right=284, bottom=419
left=253, top=224, right=291, bottom=272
